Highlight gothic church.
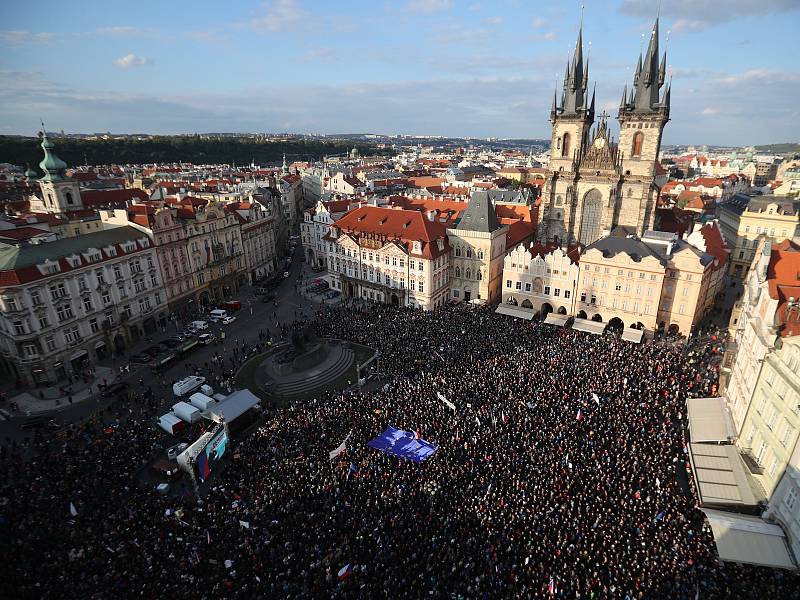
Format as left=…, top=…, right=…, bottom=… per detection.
left=538, top=18, right=671, bottom=247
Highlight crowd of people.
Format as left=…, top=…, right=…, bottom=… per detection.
left=1, top=304, right=798, bottom=599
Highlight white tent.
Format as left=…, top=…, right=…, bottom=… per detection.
left=687, top=397, right=736, bottom=443
left=495, top=305, right=535, bottom=320
left=703, top=509, right=795, bottom=570
left=543, top=313, right=569, bottom=327
left=571, top=318, right=605, bottom=335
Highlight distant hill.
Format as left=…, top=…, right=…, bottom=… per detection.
left=0, top=135, right=387, bottom=170
left=754, top=143, right=800, bottom=154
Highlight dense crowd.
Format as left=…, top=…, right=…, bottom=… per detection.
left=1, top=305, right=798, bottom=599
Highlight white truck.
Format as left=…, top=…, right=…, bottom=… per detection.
left=173, top=375, right=206, bottom=397
left=189, top=392, right=217, bottom=411
left=172, top=401, right=202, bottom=424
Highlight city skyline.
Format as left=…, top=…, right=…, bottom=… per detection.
left=1, top=0, right=799, bottom=145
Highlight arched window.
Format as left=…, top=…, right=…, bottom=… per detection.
left=477, top=249, right=484, bottom=259
left=455, top=267, right=461, bottom=278
left=578, top=189, right=603, bottom=246
left=455, top=246, right=461, bottom=257
left=65, top=191, right=74, bottom=205
left=465, top=269, right=472, bottom=280
left=561, top=133, right=571, bottom=157
left=466, top=248, right=472, bottom=258
left=632, top=132, right=644, bottom=157
left=477, top=271, right=483, bottom=281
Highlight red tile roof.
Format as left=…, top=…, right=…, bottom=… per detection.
left=333, top=205, right=449, bottom=259
left=767, top=240, right=800, bottom=337
left=80, top=188, right=149, bottom=209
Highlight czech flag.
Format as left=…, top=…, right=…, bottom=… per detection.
left=548, top=576, right=555, bottom=594
left=338, top=563, right=353, bottom=580
left=576, top=409, right=583, bottom=422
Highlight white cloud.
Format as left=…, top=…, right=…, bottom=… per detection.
left=620, top=0, right=799, bottom=32
left=252, top=0, right=309, bottom=32
left=0, top=30, right=56, bottom=44
left=301, top=47, right=336, bottom=62
left=542, top=31, right=557, bottom=41
left=701, top=107, right=719, bottom=116
left=484, top=16, right=503, bottom=25
left=532, top=17, right=547, bottom=28
left=114, top=54, right=153, bottom=69
left=407, top=0, right=453, bottom=13
left=96, top=26, right=141, bottom=35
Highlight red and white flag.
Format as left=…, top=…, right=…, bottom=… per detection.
left=576, top=409, right=583, bottom=421
left=548, top=576, right=555, bottom=595
left=338, top=564, right=353, bottom=580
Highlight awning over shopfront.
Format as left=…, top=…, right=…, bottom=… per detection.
left=688, top=443, right=761, bottom=508
left=571, top=318, right=606, bottom=335
left=621, top=327, right=644, bottom=343
left=702, top=508, right=796, bottom=570
left=543, top=314, right=569, bottom=327
left=495, top=305, right=535, bottom=320
left=687, top=397, right=736, bottom=443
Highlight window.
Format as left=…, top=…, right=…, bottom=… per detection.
left=83, top=297, right=93, bottom=312
left=49, top=283, right=66, bottom=300
left=64, top=326, right=81, bottom=345
left=410, top=280, right=416, bottom=291
left=385, top=274, right=390, bottom=285
left=113, top=265, right=122, bottom=280
left=418, top=262, right=423, bottom=271
left=56, top=304, right=74, bottom=322
left=615, top=284, right=622, bottom=292
left=561, top=132, right=571, bottom=157
left=30, top=290, right=41, bottom=306
left=466, top=248, right=472, bottom=258
left=410, top=259, right=415, bottom=270
left=45, top=336, right=56, bottom=352
left=418, top=281, right=423, bottom=293
left=638, top=273, right=645, bottom=279
left=89, top=318, right=99, bottom=333
left=515, top=281, right=522, bottom=290
left=38, top=314, right=49, bottom=329
left=399, top=259, right=405, bottom=268
left=590, top=294, right=596, bottom=305
left=544, top=286, right=551, bottom=295
left=138, top=297, right=152, bottom=313
left=102, top=291, right=111, bottom=305
left=385, top=256, right=390, bottom=265
left=13, top=321, right=25, bottom=335
left=564, top=290, right=571, bottom=299
left=580, top=292, right=587, bottom=303
left=478, top=250, right=484, bottom=259
left=506, top=280, right=512, bottom=288
left=553, top=288, right=561, bottom=297
left=452, top=289, right=460, bottom=298
left=787, top=488, right=798, bottom=512
left=23, top=344, right=38, bottom=358
left=78, top=277, right=87, bottom=291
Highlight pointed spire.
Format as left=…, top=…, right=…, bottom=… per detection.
left=658, top=51, right=667, bottom=85
left=551, top=88, right=558, bottom=113
left=619, top=83, right=628, bottom=110
left=589, top=83, right=596, bottom=118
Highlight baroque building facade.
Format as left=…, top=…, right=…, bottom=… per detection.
left=538, top=19, right=670, bottom=247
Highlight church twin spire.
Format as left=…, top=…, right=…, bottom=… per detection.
left=622, top=17, right=670, bottom=116
left=551, top=23, right=594, bottom=121
left=552, top=15, right=669, bottom=123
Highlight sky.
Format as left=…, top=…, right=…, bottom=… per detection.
left=1, top=0, right=799, bottom=146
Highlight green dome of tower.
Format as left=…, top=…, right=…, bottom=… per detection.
left=38, top=130, right=68, bottom=182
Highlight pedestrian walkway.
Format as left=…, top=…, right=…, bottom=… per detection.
left=6, top=366, right=115, bottom=416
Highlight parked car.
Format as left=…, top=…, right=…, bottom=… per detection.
left=102, top=382, right=131, bottom=399
left=198, top=333, right=216, bottom=345
left=221, top=315, right=236, bottom=325
left=130, top=353, right=152, bottom=364
left=223, top=300, right=241, bottom=311
left=162, top=338, right=182, bottom=348
left=181, top=330, right=195, bottom=339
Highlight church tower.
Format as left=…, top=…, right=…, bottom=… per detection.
left=617, top=17, right=670, bottom=235
left=35, top=129, right=84, bottom=214
left=539, top=24, right=595, bottom=244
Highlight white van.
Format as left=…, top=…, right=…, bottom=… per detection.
left=209, top=309, right=227, bottom=322
left=189, top=320, right=208, bottom=331
left=173, top=375, right=206, bottom=397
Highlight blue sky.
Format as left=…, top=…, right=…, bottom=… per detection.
left=1, top=0, right=798, bottom=145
